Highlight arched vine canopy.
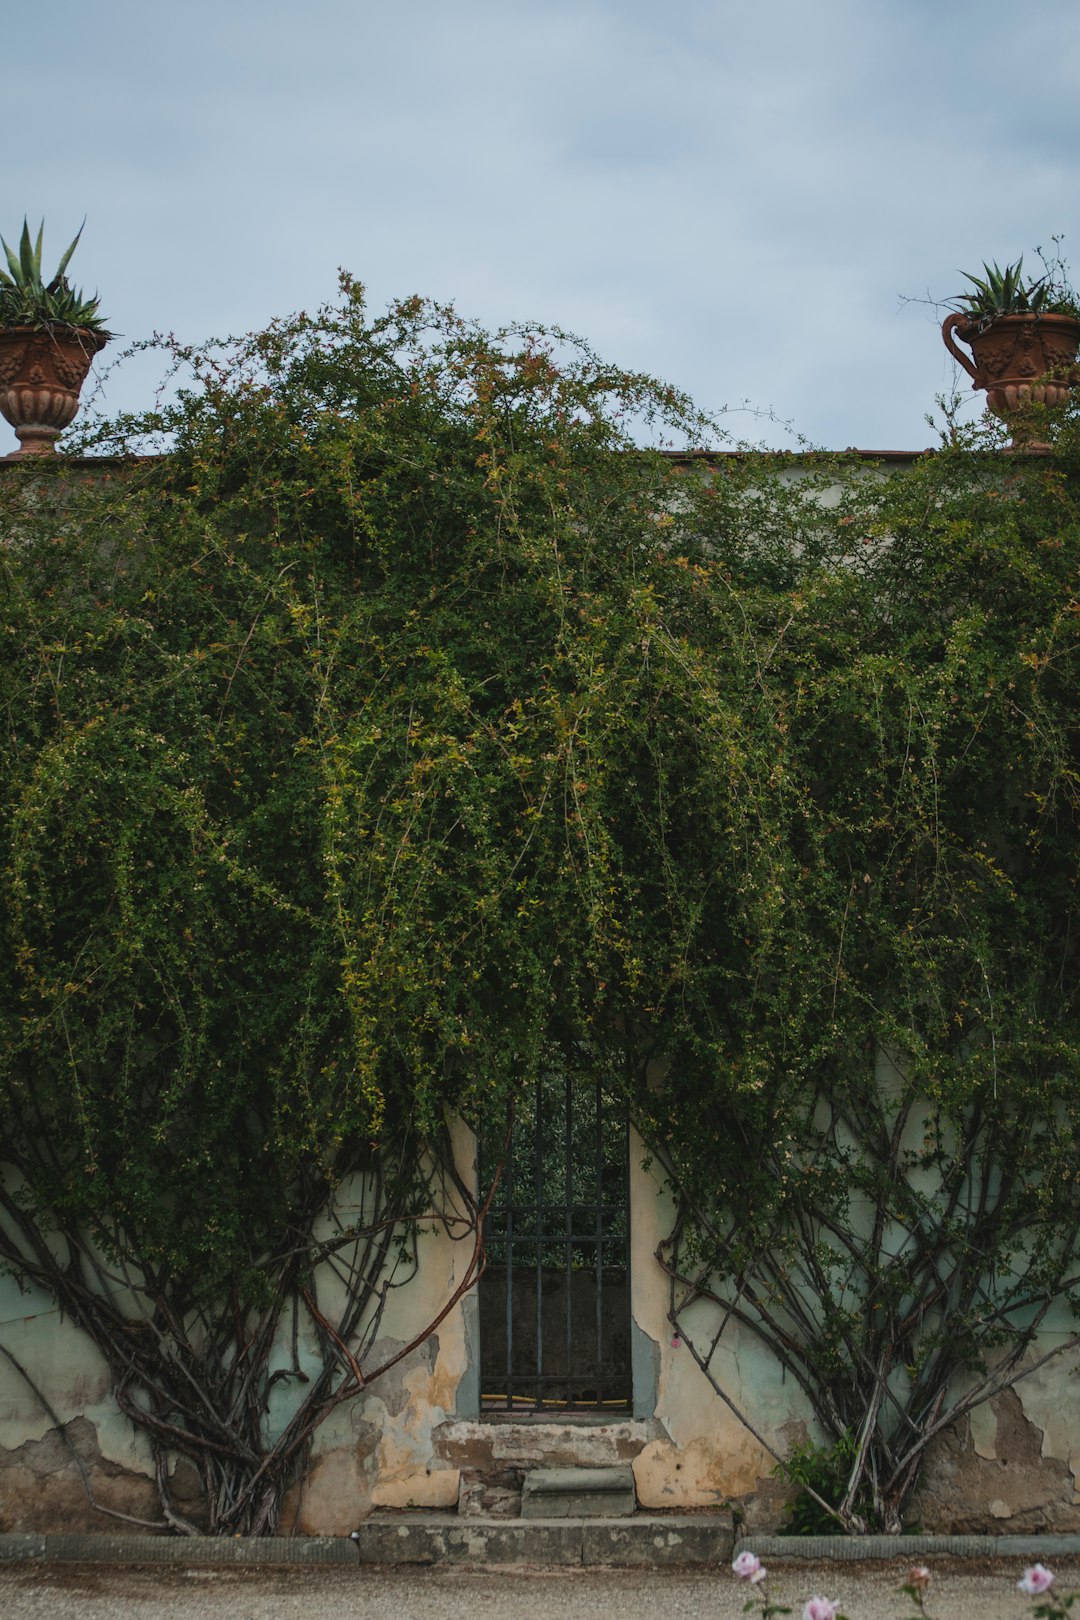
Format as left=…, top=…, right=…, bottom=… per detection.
left=2, top=277, right=1080, bottom=1532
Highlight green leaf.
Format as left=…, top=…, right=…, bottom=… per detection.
left=18, top=219, right=38, bottom=288
left=53, top=219, right=84, bottom=286
left=0, top=233, right=24, bottom=287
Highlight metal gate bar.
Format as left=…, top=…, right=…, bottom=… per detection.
left=479, top=1066, right=631, bottom=1412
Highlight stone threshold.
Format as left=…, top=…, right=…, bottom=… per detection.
left=521, top=1465, right=636, bottom=1518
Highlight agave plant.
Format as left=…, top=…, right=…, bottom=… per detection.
left=952, top=256, right=1076, bottom=321
left=0, top=218, right=110, bottom=334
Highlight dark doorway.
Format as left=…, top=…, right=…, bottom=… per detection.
left=478, top=1065, right=631, bottom=1412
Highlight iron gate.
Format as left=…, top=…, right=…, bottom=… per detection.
left=478, top=1066, right=631, bottom=1412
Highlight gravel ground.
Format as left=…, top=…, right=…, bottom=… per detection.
left=1, top=1559, right=1077, bottom=1620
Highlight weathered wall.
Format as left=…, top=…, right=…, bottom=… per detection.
left=3, top=1120, right=1080, bottom=1534
left=905, top=1327, right=1080, bottom=1535
left=626, top=1130, right=817, bottom=1523
left=0, top=1126, right=480, bottom=1538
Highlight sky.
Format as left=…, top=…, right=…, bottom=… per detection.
left=5, top=0, right=1080, bottom=451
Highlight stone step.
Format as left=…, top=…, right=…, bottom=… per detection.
left=521, top=1465, right=636, bottom=1519
left=354, top=1511, right=733, bottom=1567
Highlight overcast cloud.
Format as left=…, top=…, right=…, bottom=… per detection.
left=5, top=0, right=1080, bottom=449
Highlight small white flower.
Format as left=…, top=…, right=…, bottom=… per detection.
left=802, top=1598, right=839, bottom=1620
left=1018, top=1564, right=1055, bottom=1597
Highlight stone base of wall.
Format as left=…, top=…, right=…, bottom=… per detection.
left=908, top=1389, right=1080, bottom=1535
left=6, top=1381, right=1080, bottom=1536
left=0, top=1419, right=202, bottom=1535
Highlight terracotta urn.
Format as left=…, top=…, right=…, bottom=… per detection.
left=942, top=310, right=1080, bottom=449
left=0, top=325, right=107, bottom=458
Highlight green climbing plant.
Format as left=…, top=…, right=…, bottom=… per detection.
left=2, top=273, right=1080, bottom=1535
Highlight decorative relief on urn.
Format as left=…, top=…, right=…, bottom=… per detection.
left=0, top=327, right=106, bottom=457
left=942, top=311, right=1080, bottom=449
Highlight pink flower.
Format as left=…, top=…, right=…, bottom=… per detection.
left=1018, top=1564, right=1055, bottom=1596
left=732, top=1551, right=766, bottom=1583
left=802, top=1600, right=839, bottom=1620
left=908, top=1567, right=932, bottom=1592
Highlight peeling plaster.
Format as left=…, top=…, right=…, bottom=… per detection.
left=624, top=1134, right=810, bottom=1509
left=0, top=1417, right=170, bottom=1534
left=910, top=1387, right=1080, bottom=1534
left=6, top=1117, right=1080, bottom=1533
left=456, top=1288, right=480, bottom=1419
left=970, top=1398, right=998, bottom=1461
left=630, top=1314, right=659, bottom=1420
left=1004, top=1342, right=1080, bottom=1478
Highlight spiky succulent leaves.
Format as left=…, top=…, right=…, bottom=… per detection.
left=0, top=216, right=108, bottom=335
left=0, top=219, right=43, bottom=290
left=49, top=218, right=84, bottom=289
left=0, top=219, right=49, bottom=295
left=957, top=259, right=1026, bottom=315
left=953, top=256, right=1071, bottom=320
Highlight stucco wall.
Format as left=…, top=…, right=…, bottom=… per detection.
left=3, top=1121, right=1080, bottom=1534
left=626, top=1133, right=814, bottom=1519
